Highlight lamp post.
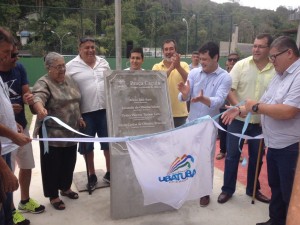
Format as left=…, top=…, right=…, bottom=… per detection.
left=182, top=18, right=189, bottom=58
left=182, top=15, right=196, bottom=58
left=51, top=31, right=71, bottom=54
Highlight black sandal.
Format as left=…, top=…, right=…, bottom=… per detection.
left=60, top=190, right=79, bottom=199
left=51, top=200, right=65, bottom=210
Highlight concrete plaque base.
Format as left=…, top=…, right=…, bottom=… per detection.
left=105, top=70, right=175, bottom=219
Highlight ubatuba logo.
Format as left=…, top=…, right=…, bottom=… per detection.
left=158, top=154, right=196, bottom=183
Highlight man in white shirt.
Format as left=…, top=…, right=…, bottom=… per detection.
left=66, top=37, right=111, bottom=190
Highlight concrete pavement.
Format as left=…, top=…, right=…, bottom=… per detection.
left=13, top=116, right=269, bottom=225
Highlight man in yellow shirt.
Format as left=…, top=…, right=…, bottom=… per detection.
left=218, top=33, right=275, bottom=204
left=152, top=39, right=189, bottom=127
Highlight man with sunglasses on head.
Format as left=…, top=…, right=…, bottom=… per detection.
left=66, top=37, right=111, bottom=190
left=1, top=39, right=45, bottom=224
left=218, top=33, right=275, bottom=205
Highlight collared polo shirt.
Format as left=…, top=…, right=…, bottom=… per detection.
left=152, top=60, right=189, bottom=117
left=230, top=56, right=275, bottom=123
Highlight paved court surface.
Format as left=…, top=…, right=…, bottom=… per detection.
left=12, top=117, right=270, bottom=225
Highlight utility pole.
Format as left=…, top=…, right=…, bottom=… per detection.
left=115, top=0, right=122, bottom=70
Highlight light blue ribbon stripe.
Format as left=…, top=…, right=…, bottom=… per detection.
left=31, top=101, right=262, bottom=155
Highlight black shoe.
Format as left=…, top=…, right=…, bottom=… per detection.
left=103, top=172, right=110, bottom=183
left=86, top=174, right=98, bottom=191
left=256, top=219, right=274, bottom=225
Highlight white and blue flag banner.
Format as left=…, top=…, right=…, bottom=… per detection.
left=126, top=117, right=216, bottom=209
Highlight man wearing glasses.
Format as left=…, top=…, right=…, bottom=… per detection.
left=222, top=36, right=300, bottom=225
left=218, top=33, right=275, bottom=204
left=66, top=37, right=111, bottom=190
left=0, top=41, right=44, bottom=224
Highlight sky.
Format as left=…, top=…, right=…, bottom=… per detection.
left=211, top=0, right=300, bottom=11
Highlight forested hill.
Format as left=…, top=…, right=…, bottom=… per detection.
left=0, top=0, right=298, bottom=56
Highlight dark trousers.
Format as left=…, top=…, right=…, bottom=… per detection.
left=222, top=119, right=264, bottom=195
left=173, top=116, right=187, bottom=128
left=1, top=153, right=13, bottom=225
left=218, top=108, right=227, bottom=154
left=39, top=143, right=77, bottom=198
left=267, top=143, right=299, bottom=225
left=0, top=205, right=4, bottom=225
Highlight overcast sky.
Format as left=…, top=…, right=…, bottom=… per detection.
left=211, top=0, right=300, bottom=11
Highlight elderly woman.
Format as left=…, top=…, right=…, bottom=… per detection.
left=32, top=52, right=85, bottom=210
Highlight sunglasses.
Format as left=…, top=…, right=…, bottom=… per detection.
left=227, top=58, right=238, bottom=62
left=11, top=52, right=19, bottom=58
left=79, top=37, right=95, bottom=45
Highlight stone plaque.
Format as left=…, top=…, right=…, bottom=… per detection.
left=105, top=70, right=174, bottom=219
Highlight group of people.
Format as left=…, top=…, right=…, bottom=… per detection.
left=1, top=24, right=299, bottom=225
left=151, top=36, right=299, bottom=225
left=0, top=28, right=112, bottom=224
left=0, top=27, right=43, bottom=225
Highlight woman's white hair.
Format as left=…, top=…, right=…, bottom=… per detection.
left=44, top=52, right=64, bottom=70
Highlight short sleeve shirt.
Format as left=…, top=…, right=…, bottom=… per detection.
left=230, top=56, right=275, bottom=123
left=0, top=63, right=29, bottom=128
left=66, top=56, right=110, bottom=113
left=152, top=61, right=189, bottom=117
left=260, top=59, right=300, bottom=148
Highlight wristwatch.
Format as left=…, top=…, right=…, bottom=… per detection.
left=252, top=103, right=260, bottom=113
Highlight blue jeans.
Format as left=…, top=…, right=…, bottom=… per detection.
left=221, top=119, right=264, bottom=195
left=267, top=142, right=299, bottom=225
left=78, top=109, right=109, bottom=154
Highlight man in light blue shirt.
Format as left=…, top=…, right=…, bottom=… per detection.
left=178, top=42, right=232, bottom=207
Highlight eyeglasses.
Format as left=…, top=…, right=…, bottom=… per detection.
left=227, top=58, right=238, bottom=62
left=253, top=45, right=269, bottom=49
left=268, top=49, right=289, bottom=62
left=79, top=37, right=95, bottom=45
left=11, top=52, right=19, bottom=58
left=51, top=64, right=66, bottom=70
